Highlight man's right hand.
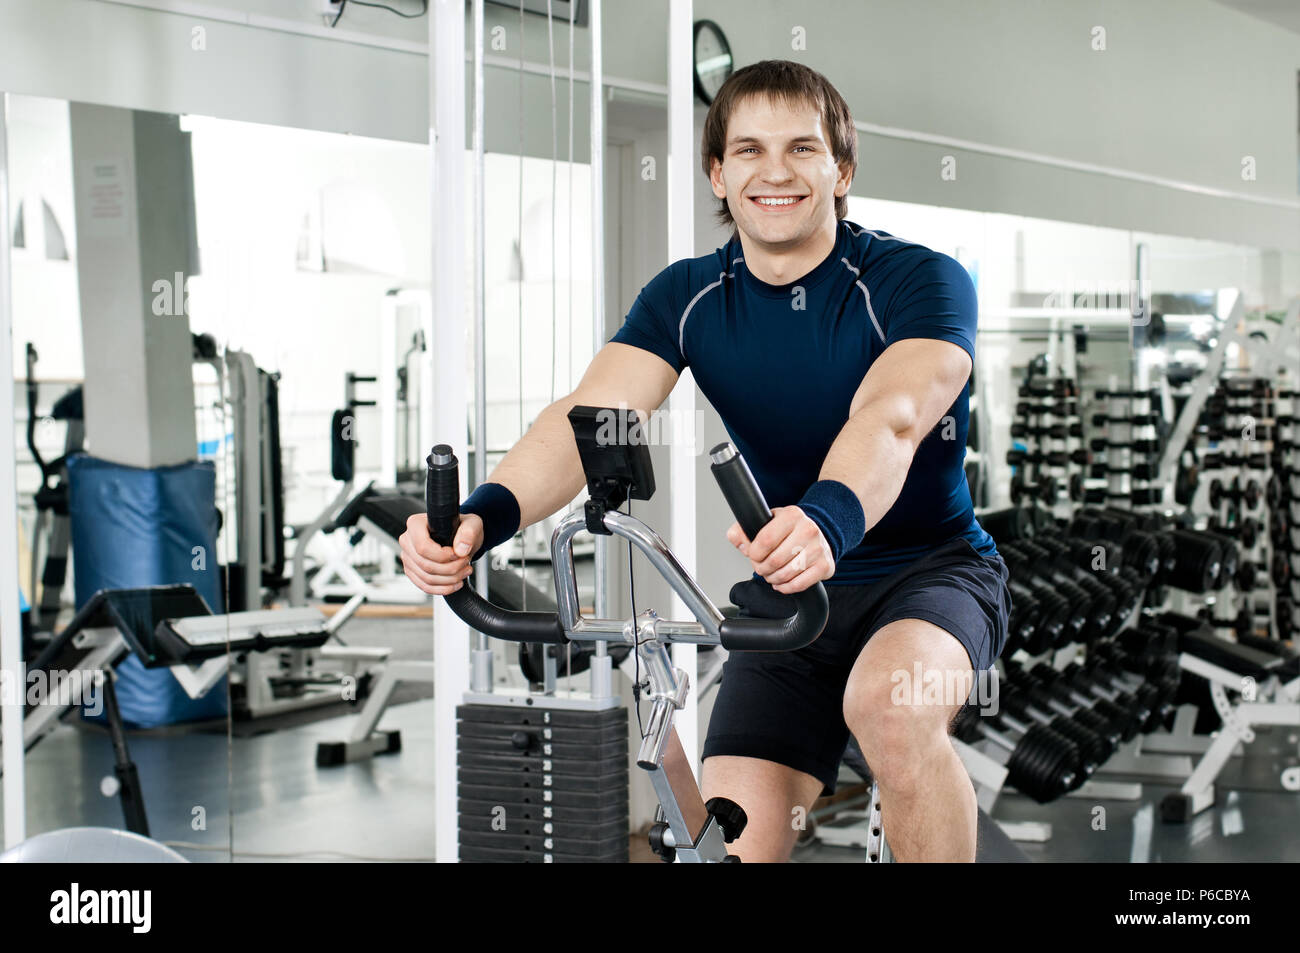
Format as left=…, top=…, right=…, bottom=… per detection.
left=399, top=512, right=484, bottom=595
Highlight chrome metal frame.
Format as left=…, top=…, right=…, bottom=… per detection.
left=546, top=506, right=733, bottom=861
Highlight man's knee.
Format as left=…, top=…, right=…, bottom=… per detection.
left=844, top=674, right=932, bottom=787
left=843, top=641, right=968, bottom=789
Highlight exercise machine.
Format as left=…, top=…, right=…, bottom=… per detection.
left=430, top=406, right=831, bottom=862
left=23, top=342, right=84, bottom=650
left=313, top=490, right=601, bottom=767
left=432, top=408, right=1035, bottom=863
left=223, top=350, right=287, bottom=613
left=289, top=371, right=424, bottom=607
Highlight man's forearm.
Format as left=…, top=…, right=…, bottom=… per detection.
left=481, top=398, right=593, bottom=530
left=818, top=401, right=916, bottom=537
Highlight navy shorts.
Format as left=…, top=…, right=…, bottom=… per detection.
left=701, top=537, right=1011, bottom=796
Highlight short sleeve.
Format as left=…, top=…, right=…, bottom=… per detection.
left=884, top=253, right=978, bottom=362
left=610, top=266, right=687, bottom=373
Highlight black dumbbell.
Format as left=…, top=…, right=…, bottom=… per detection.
left=950, top=704, right=1081, bottom=803
left=1092, top=412, right=1161, bottom=428
left=1205, top=515, right=1260, bottom=551
left=1270, top=511, right=1291, bottom=547
left=1219, top=378, right=1273, bottom=399
left=1235, top=560, right=1258, bottom=592
left=1005, top=574, right=1074, bottom=654
left=1011, top=421, right=1084, bottom=440
left=1029, top=663, right=1141, bottom=741
left=1204, top=424, right=1275, bottom=442
left=1209, top=477, right=1261, bottom=510
left=1090, top=437, right=1161, bottom=453
left=1010, top=448, right=1089, bottom=467
left=1062, top=660, right=1153, bottom=741
left=1273, top=551, right=1292, bottom=587
left=1002, top=669, right=1121, bottom=763
left=1020, top=379, right=1078, bottom=399
left=1090, top=461, right=1161, bottom=480
left=1002, top=541, right=1103, bottom=645
left=1205, top=397, right=1272, bottom=419
left=1201, top=451, right=1269, bottom=470
left=1016, top=401, right=1079, bottom=419
left=1096, top=388, right=1159, bottom=402
left=1090, top=642, right=1181, bottom=732
left=998, top=684, right=1104, bottom=782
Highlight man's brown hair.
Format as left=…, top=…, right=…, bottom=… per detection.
left=700, top=59, right=858, bottom=231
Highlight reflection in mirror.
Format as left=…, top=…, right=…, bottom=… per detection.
left=848, top=197, right=1138, bottom=517
left=8, top=87, right=598, bottom=859
left=6, top=93, right=232, bottom=858
left=182, top=113, right=436, bottom=860
left=842, top=197, right=1300, bottom=661
left=1131, top=237, right=1300, bottom=644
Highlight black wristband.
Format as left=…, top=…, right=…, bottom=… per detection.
left=797, top=480, right=866, bottom=566
left=459, top=482, right=522, bottom=560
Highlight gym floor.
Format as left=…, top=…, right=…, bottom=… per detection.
left=6, top=617, right=1298, bottom=862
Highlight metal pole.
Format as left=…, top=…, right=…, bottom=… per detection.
left=666, top=0, right=698, bottom=769
left=588, top=0, right=614, bottom=699
left=468, top=0, right=493, bottom=694
left=1133, top=242, right=1153, bottom=510
left=430, top=0, right=470, bottom=864
left=0, top=91, right=27, bottom=848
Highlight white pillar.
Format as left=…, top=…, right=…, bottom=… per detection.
left=68, top=105, right=197, bottom=468
left=431, top=0, right=470, bottom=864
left=0, top=93, right=27, bottom=849
left=667, top=0, right=698, bottom=769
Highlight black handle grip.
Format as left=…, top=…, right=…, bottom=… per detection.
left=425, top=446, right=566, bottom=645
left=709, top=443, right=829, bottom=652
left=710, top=443, right=772, bottom=541
left=426, top=445, right=461, bottom=547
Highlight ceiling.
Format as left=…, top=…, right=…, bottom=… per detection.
left=1212, top=0, right=1300, bottom=36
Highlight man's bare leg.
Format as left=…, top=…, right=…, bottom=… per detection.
left=842, top=618, right=977, bottom=862
left=701, top=756, right=824, bottom=862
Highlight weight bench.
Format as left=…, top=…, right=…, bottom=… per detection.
left=1158, top=625, right=1300, bottom=821
left=293, top=483, right=428, bottom=606
left=8, top=586, right=354, bottom=833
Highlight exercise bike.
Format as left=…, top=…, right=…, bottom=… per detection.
left=427, top=406, right=835, bottom=863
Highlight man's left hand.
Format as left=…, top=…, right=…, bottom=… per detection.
left=726, top=505, right=836, bottom=594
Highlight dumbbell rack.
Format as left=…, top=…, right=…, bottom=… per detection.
left=977, top=505, right=1163, bottom=820
left=1192, top=376, right=1281, bottom=643
left=1008, top=374, right=1084, bottom=523
left=978, top=501, right=1284, bottom=814
left=1091, top=371, right=1297, bottom=800
left=1085, top=386, right=1164, bottom=512
left=1275, top=389, right=1298, bottom=639
left=983, top=298, right=1300, bottom=816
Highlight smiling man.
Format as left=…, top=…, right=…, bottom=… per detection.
left=399, top=59, right=1010, bottom=862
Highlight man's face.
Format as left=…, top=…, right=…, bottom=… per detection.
left=710, top=94, right=851, bottom=249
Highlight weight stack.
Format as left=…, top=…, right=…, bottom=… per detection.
left=457, top=703, right=629, bottom=862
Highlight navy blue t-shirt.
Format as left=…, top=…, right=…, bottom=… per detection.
left=610, top=218, right=996, bottom=585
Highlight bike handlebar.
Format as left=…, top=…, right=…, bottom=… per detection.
left=426, top=446, right=567, bottom=644
left=426, top=442, right=828, bottom=652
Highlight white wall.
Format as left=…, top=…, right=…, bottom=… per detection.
left=4, top=0, right=1296, bottom=250
left=693, top=0, right=1300, bottom=250
left=0, top=0, right=667, bottom=151
left=6, top=97, right=81, bottom=382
